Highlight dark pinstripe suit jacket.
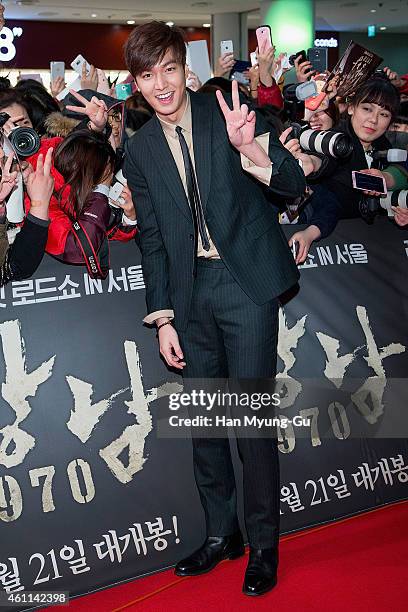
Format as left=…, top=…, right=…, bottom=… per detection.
left=124, top=91, right=306, bottom=330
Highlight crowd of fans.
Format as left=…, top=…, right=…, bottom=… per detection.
left=0, top=12, right=407, bottom=285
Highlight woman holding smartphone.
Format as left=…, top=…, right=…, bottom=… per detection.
left=321, top=76, right=407, bottom=216
left=289, top=76, right=408, bottom=263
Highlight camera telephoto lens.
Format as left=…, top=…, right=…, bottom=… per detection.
left=299, top=128, right=353, bottom=159
left=8, top=127, right=40, bottom=158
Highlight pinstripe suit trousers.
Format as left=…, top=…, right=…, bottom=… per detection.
left=177, top=257, right=280, bottom=548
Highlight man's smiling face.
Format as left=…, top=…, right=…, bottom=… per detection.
left=135, top=48, right=188, bottom=124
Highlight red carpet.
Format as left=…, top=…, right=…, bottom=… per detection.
left=54, top=501, right=408, bottom=611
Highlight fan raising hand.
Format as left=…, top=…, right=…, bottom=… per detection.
left=216, top=79, right=256, bottom=150
left=0, top=151, right=18, bottom=202
left=66, top=90, right=108, bottom=132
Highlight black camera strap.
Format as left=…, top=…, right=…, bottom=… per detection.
left=71, top=220, right=109, bottom=279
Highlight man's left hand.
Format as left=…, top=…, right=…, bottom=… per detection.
left=216, top=79, right=256, bottom=150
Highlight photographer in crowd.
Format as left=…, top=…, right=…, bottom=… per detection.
left=276, top=72, right=408, bottom=258
left=318, top=76, right=407, bottom=216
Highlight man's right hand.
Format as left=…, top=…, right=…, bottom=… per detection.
left=157, top=321, right=186, bottom=370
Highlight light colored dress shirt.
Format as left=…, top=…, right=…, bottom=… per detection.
left=143, top=93, right=273, bottom=324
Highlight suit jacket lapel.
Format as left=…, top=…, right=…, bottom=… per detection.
left=190, top=92, right=212, bottom=213
left=146, top=116, right=191, bottom=220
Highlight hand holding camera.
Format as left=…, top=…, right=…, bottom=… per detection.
left=0, top=112, right=40, bottom=158
left=1, top=113, right=25, bottom=138
left=279, top=127, right=317, bottom=176
left=280, top=127, right=301, bottom=156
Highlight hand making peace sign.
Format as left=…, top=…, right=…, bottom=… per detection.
left=216, top=79, right=256, bottom=150
left=66, top=90, right=108, bottom=132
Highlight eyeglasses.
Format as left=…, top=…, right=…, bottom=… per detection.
left=108, top=110, right=122, bottom=125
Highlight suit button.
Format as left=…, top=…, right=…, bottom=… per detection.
left=189, top=234, right=194, bottom=240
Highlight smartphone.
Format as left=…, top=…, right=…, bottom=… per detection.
left=291, top=240, right=299, bottom=260
left=256, top=25, right=273, bottom=52
left=351, top=171, right=387, bottom=195
left=71, top=54, right=91, bottom=76
left=50, top=61, right=65, bottom=82
left=115, top=83, right=132, bottom=100
left=296, top=80, right=318, bottom=101
left=231, top=72, right=249, bottom=86
left=108, top=182, right=125, bottom=208
left=250, top=51, right=258, bottom=67
left=289, top=50, right=307, bottom=66
left=280, top=54, right=291, bottom=71
left=220, top=40, right=234, bottom=55
left=307, top=48, right=328, bottom=73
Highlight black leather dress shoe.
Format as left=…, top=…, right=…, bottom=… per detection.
left=174, top=532, right=245, bottom=576
left=243, top=547, right=278, bottom=596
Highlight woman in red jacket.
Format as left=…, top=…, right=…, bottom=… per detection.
left=25, top=130, right=137, bottom=278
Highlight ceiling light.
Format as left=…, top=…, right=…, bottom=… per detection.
left=166, top=21, right=174, bottom=26
left=203, top=23, right=211, bottom=28
left=380, top=26, right=387, bottom=30
left=370, top=8, right=376, bottom=12
left=91, top=13, right=97, bottom=18
left=127, top=20, right=135, bottom=25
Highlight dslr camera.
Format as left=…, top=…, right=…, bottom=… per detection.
left=0, top=111, right=40, bottom=157
left=287, top=123, right=353, bottom=159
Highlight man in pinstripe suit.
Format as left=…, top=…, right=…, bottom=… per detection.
left=124, top=22, right=306, bottom=596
